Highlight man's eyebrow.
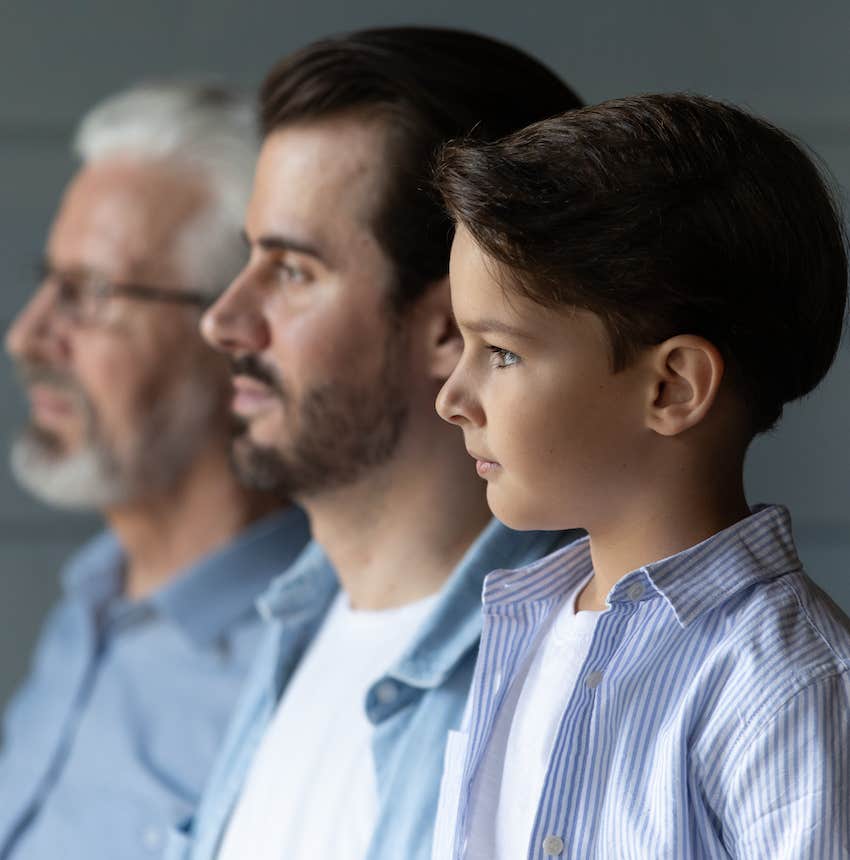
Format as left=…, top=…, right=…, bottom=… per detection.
left=458, top=318, right=534, bottom=340
left=241, top=229, right=328, bottom=264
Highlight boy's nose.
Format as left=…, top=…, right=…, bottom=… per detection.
left=436, top=366, right=483, bottom=428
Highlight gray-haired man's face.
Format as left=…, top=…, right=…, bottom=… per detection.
left=5, top=157, right=230, bottom=509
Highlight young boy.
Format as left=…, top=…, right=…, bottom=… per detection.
left=432, top=94, right=850, bottom=859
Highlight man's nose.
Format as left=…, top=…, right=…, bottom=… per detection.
left=5, top=284, right=69, bottom=365
left=200, top=267, right=271, bottom=356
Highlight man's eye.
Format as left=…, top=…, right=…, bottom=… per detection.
left=276, top=261, right=309, bottom=284
left=56, top=279, right=83, bottom=305
left=487, top=345, right=520, bottom=368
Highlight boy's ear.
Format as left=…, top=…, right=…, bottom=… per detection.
left=645, top=335, right=725, bottom=436
left=417, top=275, right=463, bottom=380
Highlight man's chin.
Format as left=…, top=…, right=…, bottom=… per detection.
left=9, top=434, right=128, bottom=510
left=230, top=434, right=292, bottom=494
left=22, top=423, right=72, bottom=459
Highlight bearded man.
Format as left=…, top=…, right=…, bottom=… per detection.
left=0, top=83, right=309, bottom=860
left=174, top=28, right=584, bottom=860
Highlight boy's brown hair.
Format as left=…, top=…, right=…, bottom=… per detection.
left=436, top=94, right=848, bottom=434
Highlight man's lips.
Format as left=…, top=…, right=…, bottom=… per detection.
left=28, top=384, right=76, bottom=421
left=231, top=375, right=280, bottom=417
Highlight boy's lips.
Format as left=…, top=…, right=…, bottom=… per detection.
left=467, top=448, right=501, bottom=478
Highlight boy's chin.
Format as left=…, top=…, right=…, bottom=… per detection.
left=487, top=490, right=567, bottom=533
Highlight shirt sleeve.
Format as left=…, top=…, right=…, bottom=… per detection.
left=722, top=672, right=850, bottom=859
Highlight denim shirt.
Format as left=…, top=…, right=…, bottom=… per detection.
left=0, top=507, right=310, bottom=860
left=167, top=520, right=577, bottom=860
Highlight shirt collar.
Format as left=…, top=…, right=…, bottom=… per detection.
left=483, top=505, right=801, bottom=629
left=61, top=506, right=311, bottom=648
left=389, top=520, right=577, bottom=690
left=255, top=539, right=339, bottom=626
left=636, top=504, right=801, bottom=626
left=258, top=519, right=575, bottom=694
left=61, top=530, right=125, bottom=609
left=149, top=506, right=311, bottom=647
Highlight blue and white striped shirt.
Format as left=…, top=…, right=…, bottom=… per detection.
left=442, top=505, right=850, bottom=859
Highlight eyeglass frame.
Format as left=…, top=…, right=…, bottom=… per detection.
left=34, top=260, right=216, bottom=325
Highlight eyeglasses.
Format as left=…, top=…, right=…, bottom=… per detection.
left=35, top=262, right=215, bottom=326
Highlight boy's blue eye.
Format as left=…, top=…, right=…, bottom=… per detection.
left=487, top=345, right=520, bottom=368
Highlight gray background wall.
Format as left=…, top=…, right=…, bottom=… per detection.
left=0, top=0, right=848, bottom=709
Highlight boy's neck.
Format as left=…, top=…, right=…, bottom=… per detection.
left=578, top=469, right=750, bottom=613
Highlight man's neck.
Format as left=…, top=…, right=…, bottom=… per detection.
left=578, top=453, right=750, bottom=613
left=304, top=424, right=491, bottom=611
left=107, top=442, right=283, bottom=601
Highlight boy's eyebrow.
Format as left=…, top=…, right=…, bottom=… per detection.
left=458, top=317, right=534, bottom=340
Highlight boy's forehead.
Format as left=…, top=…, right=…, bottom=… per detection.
left=449, top=227, right=533, bottom=325
left=449, top=226, right=594, bottom=345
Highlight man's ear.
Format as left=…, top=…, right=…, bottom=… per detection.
left=645, top=335, right=725, bottom=436
left=416, top=275, right=463, bottom=380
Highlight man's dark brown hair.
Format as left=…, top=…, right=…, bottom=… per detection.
left=436, top=93, right=848, bottom=434
left=259, top=27, right=582, bottom=308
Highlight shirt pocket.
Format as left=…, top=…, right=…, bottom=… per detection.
left=431, top=730, right=469, bottom=860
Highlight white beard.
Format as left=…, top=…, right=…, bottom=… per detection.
left=10, top=367, right=224, bottom=511
left=10, top=434, right=128, bottom=510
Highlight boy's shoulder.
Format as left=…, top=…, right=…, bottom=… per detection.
left=688, top=567, right=850, bottom=768
left=712, top=567, right=850, bottom=682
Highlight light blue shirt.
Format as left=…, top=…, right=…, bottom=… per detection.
left=447, top=505, right=850, bottom=859
left=167, top=519, right=577, bottom=860
left=0, top=506, right=310, bottom=860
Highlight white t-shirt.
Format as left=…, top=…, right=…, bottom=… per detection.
left=218, top=589, right=438, bottom=860
left=465, top=576, right=602, bottom=860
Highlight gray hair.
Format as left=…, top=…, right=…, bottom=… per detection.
left=74, top=81, right=258, bottom=293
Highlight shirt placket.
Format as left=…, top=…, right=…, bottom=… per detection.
left=454, top=600, right=555, bottom=859
left=526, top=604, right=635, bottom=860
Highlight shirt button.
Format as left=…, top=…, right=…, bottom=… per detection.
left=627, top=582, right=644, bottom=601
left=142, top=826, right=162, bottom=851
left=586, top=670, right=604, bottom=689
left=375, top=680, right=398, bottom=704
left=542, top=834, right=564, bottom=855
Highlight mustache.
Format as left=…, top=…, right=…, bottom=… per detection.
left=230, top=355, right=286, bottom=399
left=15, top=360, right=80, bottom=393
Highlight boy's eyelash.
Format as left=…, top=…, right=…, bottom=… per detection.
left=487, top=345, right=520, bottom=368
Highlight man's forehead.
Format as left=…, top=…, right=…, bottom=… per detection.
left=48, top=157, right=208, bottom=279
left=252, top=117, right=389, bottom=229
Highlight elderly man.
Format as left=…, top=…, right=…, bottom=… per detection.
left=174, top=28, right=583, bottom=860
left=0, top=83, right=309, bottom=859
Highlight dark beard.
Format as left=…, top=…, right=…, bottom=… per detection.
left=230, top=330, right=410, bottom=498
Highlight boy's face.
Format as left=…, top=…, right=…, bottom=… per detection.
left=436, top=226, right=653, bottom=531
